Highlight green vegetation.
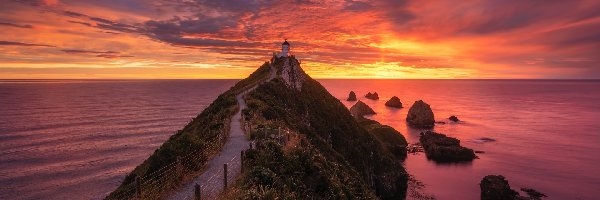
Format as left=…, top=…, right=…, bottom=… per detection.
left=106, top=62, right=271, bottom=200
left=356, top=116, right=408, bottom=160
left=227, top=57, right=409, bottom=199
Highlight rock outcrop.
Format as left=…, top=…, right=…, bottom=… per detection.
left=521, top=188, right=547, bottom=200
left=350, top=100, right=376, bottom=116
left=385, top=96, right=403, bottom=108
left=365, top=92, right=379, bottom=100
left=449, top=115, right=460, bottom=122
left=480, top=175, right=519, bottom=200
left=275, top=55, right=306, bottom=90
left=356, top=116, right=408, bottom=160
left=480, top=175, right=547, bottom=200
left=347, top=91, right=357, bottom=101
left=406, top=100, right=435, bottom=128
left=419, top=131, right=476, bottom=162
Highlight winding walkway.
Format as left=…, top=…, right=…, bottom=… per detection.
left=168, top=65, right=276, bottom=200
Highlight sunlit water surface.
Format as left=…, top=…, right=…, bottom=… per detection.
left=1, top=79, right=599, bottom=199
left=0, top=80, right=236, bottom=200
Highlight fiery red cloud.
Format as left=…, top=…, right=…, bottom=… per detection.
left=0, top=0, right=599, bottom=79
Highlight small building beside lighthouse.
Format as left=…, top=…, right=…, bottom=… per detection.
left=278, top=40, right=290, bottom=58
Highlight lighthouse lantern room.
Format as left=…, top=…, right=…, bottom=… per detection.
left=279, top=39, right=290, bottom=58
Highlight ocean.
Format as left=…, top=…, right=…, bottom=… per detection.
left=1, top=79, right=599, bottom=199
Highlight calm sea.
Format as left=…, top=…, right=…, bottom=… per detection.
left=1, top=79, right=599, bottom=200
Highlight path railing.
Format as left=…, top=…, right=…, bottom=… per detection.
left=106, top=131, right=226, bottom=200
left=107, top=125, right=292, bottom=200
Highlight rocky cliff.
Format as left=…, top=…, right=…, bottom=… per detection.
left=272, top=55, right=306, bottom=90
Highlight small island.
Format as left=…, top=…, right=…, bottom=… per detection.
left=350, top=100, right=376, bottom=116
left=406, top=100, right=435, bottom=128
left=365, top=92, right=379, bottom=100
left=481, top=175, right=547, bottom=200
left=385, top=96, right=403, bottom=108
left=347, top=91, right=357, bottom=101
left=419, top=131, right=476, bottom=162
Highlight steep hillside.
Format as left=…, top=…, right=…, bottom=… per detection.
left=226, top=55, right=408, bottom=199
left=106, top=62, right=271, bottom=199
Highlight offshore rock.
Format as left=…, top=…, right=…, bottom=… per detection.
left=347, top=91, right=357, bottom=101
left=406, top=100, right=435, bottom=128
left=365, top=92, right=379, bottom=100
left=419, top=131, right=476, bottom=162
left=350, top=100, right=376, bottom=116
left=480, top=175, right=520, bottom=200
left=385, top=96, right=403, bottom=108
left=449, top=115, right=460, bottom=122
left=521, top=188, right=548, bottom=200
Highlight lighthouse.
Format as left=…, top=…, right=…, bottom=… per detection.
left=279, top=39, right=290, bottom=58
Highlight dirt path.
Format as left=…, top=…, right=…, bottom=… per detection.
left=167, top=64, right=276, bottom=200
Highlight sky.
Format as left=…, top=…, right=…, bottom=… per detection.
left=0, top=0, right=599, bottom=79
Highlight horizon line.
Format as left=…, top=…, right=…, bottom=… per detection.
left=1, top=78, right=599, bottom=81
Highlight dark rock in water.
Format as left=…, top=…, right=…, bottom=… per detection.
left=449, top=115, right=460, bottom=122
left=521, top=188, right=547, bottom=200
left=474, top=137, right=496, bottom=143
left=406, top=100, right=435, bottom=128
left=365, top=92, right=379, bottom=100
left=480, top=175, right=548, bottom=200
left=347, top=91, right=357, bottom=101
left=385, top=96, right=403, bottom=108
left=480, top=175, right=519, bottom=200
left=350, top=100, right=376, bottom=116
left=475, top=150, right=485, bottom=154
left=419, top=131, right=476, bottom=162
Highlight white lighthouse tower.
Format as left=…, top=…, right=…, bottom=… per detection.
left=279, top=39, right=290, bottom=58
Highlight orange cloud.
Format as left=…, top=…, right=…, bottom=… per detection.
left=1, top=0, right=599, bottom=79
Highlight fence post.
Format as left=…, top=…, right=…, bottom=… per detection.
left=223, top=163, right=228, bottom=189
left=241, top=150, right=245, bottom=173
left=135, top=175, right=141, bottom=198
left=194, top=183, right=201, bottom=200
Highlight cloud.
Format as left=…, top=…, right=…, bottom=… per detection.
left=0, top=41, right=54, bottom=47
left=60, top=10, right=140, bottom=33
left=3, top=0, right=600, bottom=78
left=343, top=0, right=373, bottom=12
left=14, top=0, right=59, bottom=6
left=61, top=49, right=132, bottom=59
left=0, top=22, right=33, bottom=28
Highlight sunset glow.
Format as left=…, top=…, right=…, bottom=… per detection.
left=1, top=0, right=599, bottom=79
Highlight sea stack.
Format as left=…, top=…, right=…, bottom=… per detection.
left=419, top=131, right=476, bottom=162
left=365, top=92, right=379, bottom=100
left=347, top=91, right=357, bottom=101
left=449, top=115, right=460, bottom=122
left=385, top=96, right=403, bottom=108
left=406, top=100, right=435, bottom=128
left=350, top=100, right=376, bottom=116
left=480, top=175, right=519, bottom=200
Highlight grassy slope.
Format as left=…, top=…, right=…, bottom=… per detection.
left=106, top=62, right=271, bottom=199
left=227, top=57, right=409, bottom=199
left=356, top=116, right=408, bottom=160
